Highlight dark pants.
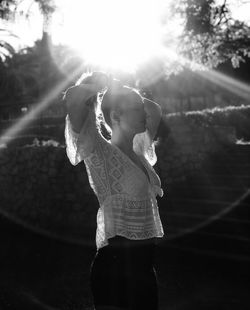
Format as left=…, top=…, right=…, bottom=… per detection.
left=90, top=236, right=159, bottom=310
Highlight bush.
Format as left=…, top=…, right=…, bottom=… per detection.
left=164, top=105, right=250, bottom=140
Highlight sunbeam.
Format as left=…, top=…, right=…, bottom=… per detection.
left=0, top=67, right=83, bottom=150
left=159, top=47, right=250, bottom=103
left=197, top=70, right=250, bottom=102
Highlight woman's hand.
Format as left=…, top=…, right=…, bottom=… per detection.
left=88, top=72, right=109, bottom=91
left=64, top=71, right=109, bottom=105
left=64, top=84, right=99, bottom=107
left=79, top=71, right=109, bottom=92
left=64, top=72, right=109, bottom=133
left=64, top=84, right=101, bottom=133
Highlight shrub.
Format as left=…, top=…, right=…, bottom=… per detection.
left=164, top=105, right=250, bottom=140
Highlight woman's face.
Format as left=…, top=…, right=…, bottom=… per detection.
left=118, top=91, right=146, bottom=135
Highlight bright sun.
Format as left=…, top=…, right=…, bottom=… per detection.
left=52, top=0, right=176, bottom=72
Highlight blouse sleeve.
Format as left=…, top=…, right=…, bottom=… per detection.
left=143, top=98, right=162, bottom=142
left=65, top=108, right=99, bottom=166
left=133, top=130, right=157, bottom=166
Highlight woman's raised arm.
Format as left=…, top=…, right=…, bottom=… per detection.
left=64, top=72, right=109, bottom=165
left=64, top=72, right=108, bottom=133
left=143, top=98, right=162, bottom=141
left=64, top=84, right=100, bottom=133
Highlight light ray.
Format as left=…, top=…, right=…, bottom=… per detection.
left=0, top=67, right=83, bottom=150
left=197, top=70, right=250, bottom=102
left=158, top=47, right=250, bottom=103
left=181, top=55, right=250, bottom=102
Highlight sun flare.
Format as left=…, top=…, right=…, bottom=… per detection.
left=52, top=0, right=178, bottom=72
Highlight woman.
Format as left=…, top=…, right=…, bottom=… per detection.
left=64, top=72, right=164, bottom=310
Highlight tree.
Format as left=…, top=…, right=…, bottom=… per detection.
left=0, top=0, right=55, bottom=32
left=0, top=29, right=17, bottom=60
left=0, top=0, right=55, bottom=55
left=171, top=0, right=250, bottom=68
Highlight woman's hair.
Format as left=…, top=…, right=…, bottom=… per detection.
left=75, top=71, right=142, bottom=133
left=101, top=80, right=142, bottom=129
left=75, top=71, right=97, bottom=86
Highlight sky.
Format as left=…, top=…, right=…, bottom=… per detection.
left=227, top=0, right=250, bottom=23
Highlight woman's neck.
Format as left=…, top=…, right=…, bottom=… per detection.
left=111, top=130, right=134, bottom=154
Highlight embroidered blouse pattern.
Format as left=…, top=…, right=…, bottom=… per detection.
left=65, top=110, right=164, bottom=249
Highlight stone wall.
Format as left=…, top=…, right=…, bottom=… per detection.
left=0, top=124, right=236, bottom=244
left=156, top=119, right=236, bottom=185
left=0, top=145, right=98, bottom=246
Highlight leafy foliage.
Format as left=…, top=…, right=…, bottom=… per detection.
left=34, top=0, right=56, bottom=16
left=0, top=0, right=16, bottom=19
left=0, top=0, right=55, bottom=20
left=166, top=104, right=250, bottom=140
left=0, top=38, right=66, bottom=112
left=0, top=28, right=20, bottom=61
left=171, top=0, right=250, bottom=68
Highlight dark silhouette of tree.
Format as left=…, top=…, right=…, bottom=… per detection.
left=0, top=0, right=60, bottom=107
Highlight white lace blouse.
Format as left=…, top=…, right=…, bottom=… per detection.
left=65, top=108, right=164, bottom=250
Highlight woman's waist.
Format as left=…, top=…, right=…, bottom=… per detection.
left=108, top=235, right=156, bottom=248
left=97, top=235, right=157, bottom=270
left=100, top=193, right=154, bottom=206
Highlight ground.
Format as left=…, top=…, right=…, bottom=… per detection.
left=0, top=213, right=249, bottom=310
